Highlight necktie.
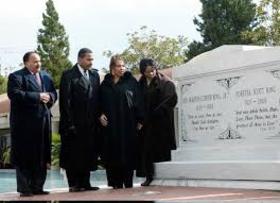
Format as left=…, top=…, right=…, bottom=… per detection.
left=83, top=70, right=89, bottom=80
left=35, top=72, right=42, bottom=87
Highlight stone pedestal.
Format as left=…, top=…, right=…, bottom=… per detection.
left=154, top=45, right=280, bottom=189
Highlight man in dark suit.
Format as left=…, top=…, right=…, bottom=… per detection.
left=59, top=48, right=100, bottom=192
left=7, top=51, right=57, bottom=197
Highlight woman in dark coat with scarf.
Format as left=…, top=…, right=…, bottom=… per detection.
left=137, top=58, right=178, bottom=186
left=99, top=55, right=143, bottom=189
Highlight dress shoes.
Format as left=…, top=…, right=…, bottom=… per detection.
left=84, top=186, right=100, bottom=191
left=69, top=186, right=85, bottom=192
left=33, top=190, right=50, bottom=195
left=19, top=192, right=33, bottom=197
left=141, top=178, right=153, bottom=186
left=113, top=185, right=123, bottom=189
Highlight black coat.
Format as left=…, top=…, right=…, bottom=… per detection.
left=59, top=65, right=100, bottom=171
left=100, top=72, right=143, bottom=170
left=137, top=72, right=177, bottom=175
left=7, top=68, right=57, bottom=169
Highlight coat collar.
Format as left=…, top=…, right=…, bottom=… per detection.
left=139, top=71, right=170, bottom=87
left=73, top=64, right=83, bottom=77
left=103, top=71, right=133, bottom=86
left=73, top=64, right=98, bottom=88
left=23, top=67, right=43, bottom=91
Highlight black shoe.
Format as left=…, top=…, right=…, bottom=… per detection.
left=84, top=186, right=100, bottom=191
left=33, top=190, right=50, bottom=195
left=125, top=185, right=133, bottom=188
left=19, top=192, right=33, bottom=197
left=69, top=186, right=82, bottom=192
left=141, top=178, right=153, bottom=186
left=113, top=185, right=123, bottom=189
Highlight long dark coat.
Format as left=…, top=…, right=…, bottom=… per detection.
left=7, top=68, right=57, bottom=169
left=137, top=72, right=177, bottom=176
left=100, top=72, right=143, bottom=170
left=59, top=64, right=100, bottom=171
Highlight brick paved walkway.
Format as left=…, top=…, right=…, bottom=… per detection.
left=1, top=185, right=280, bottom=202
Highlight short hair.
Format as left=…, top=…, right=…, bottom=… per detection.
left=139, top=58, right=157, bottom=74
left=78, top=48, right=93, bottom=58
left=23, top=51, right=38, bottom=63
left=109, top=54, right=124, bottom=72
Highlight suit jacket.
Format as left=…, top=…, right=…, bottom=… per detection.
left=59, top=64, right=100, bottom=171
left=7, top=67, right=57, bottom=168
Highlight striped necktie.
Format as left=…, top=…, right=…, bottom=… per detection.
left=35, top=72, right=42, bottom=87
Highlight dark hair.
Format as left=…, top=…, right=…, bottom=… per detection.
left=78, top=48, right=93, bottom=58
left=109, top=54, right=124, bottom=73
left=139, top=58, right=157, bottom=74
left=23, top=51, right=38, bottom=63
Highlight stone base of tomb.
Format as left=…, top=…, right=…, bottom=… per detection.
left=153, top=160, right=280, bottom=190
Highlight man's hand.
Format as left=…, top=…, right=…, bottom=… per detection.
left=40, top=93, right=50, bottom=104
left=46, top=163, right=51, bottom=170
left=99, top=114, right=108, bottom=127
left=137, top=123, right=143, bottom=130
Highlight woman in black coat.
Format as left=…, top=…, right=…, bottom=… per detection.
left=137, top=58, right=178, bottom=186
left=99, top=55, right=143, bottom=189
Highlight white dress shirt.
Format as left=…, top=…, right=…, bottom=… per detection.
left=77, top=64, right=89, bottom=80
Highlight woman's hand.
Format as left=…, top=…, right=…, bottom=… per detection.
left=100, top=114, right=108, bottom=127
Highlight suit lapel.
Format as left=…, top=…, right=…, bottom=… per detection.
left=88, top=71, right=97, bottom=98
left=24, top=68, right=41, bottom=91
left=40, top=72, right=46, bottom=92
left=73, top=65, right=90, bottom=91
left=89, top=71, right=96, bottom=87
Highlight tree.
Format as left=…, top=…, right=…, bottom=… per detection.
left=103, top=26, right=188, bottom=73
left=187, top=0, right=257, bottom=60
left=242, top=0, right=280, bottom=45
left=185, top=41, right=211, bottom=61
left=51, top=133, right=61, bottom=168
left=37, top=0, right=72, bottom=88
left=0, top=75, right=7, bottom=94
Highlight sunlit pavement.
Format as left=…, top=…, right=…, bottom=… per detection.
left=1, top=185, right=280, bottom=202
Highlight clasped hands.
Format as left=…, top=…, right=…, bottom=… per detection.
left=40, top=92, right=50, bottom=104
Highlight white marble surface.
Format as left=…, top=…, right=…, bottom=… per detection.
left=155, top=45, right=280, bottom=188
left=152, top=178, right=280, bottom=190
left=174, top=45, right=280, bottom=79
